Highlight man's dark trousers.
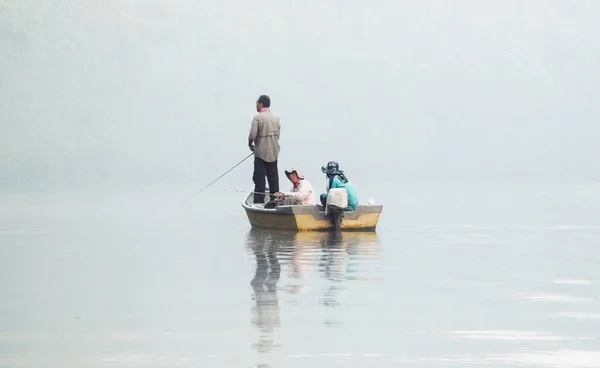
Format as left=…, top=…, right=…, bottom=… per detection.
left=253, top=157, right=279, bottom=203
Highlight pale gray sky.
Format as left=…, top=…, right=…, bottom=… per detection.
left=1, top=0, right=599, bottom=189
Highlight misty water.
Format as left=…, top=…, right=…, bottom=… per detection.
left=2, top=1, right=600, bottom=367
left=1, top=183, right=599, bottom=367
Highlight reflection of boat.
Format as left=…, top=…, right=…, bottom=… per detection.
left=241, top=189, right=383, bottom=231
left=294, top=231, right=381, bottom=257
left=245, top=228, right=381, bottom=337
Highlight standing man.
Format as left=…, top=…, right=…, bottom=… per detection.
left=248, top=95, right=281, bottom=204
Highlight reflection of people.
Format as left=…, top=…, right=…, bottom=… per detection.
left=271, top=168, right=316, bottom=206
left=319, top=232, right=350, bottom=309
left=250, top=237, right=281, bottom=353
left=319, top=232, right=350, bottom=281
left=289, top=238, right=317, bottom=295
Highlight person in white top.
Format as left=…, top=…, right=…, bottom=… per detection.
left=273, top=168, right=317, bottom=205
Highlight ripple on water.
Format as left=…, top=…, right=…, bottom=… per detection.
left=488, top=349, right=600, bottom=367
left=446, top=330, right=568, bottom=341
left=516, top=293, right=593, bottom=303
left=553, top=312, right=600, bottom=321
left=553, top=279, right=594, bottom=285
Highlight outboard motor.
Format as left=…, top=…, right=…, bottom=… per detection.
left=325, top=188, right=348, bottom=231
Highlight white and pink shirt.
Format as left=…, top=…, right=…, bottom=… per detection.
left=283, top=179, right=317, bottom=205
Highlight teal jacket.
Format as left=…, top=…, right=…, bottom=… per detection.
left=329, top=175, right=359, bottom=211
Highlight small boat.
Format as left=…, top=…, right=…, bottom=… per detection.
left=241, top=189, right=383, bottom=231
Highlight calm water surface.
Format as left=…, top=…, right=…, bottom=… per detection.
left=0, top=183, right=599, bottom=367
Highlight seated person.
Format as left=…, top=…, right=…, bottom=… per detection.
left=320, top=161, right=359, bottom=211
left=272, top=168, right=317, bottom=205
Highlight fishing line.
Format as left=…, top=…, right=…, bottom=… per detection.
left=187, top=152, right=254, bottom=201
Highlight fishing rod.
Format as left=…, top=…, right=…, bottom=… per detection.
left=187, top=152, right=254, bottom=201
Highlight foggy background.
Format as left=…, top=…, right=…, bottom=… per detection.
left=1, top=0, right=599, bottom=192
left=2, top=3, right=600, bottom=367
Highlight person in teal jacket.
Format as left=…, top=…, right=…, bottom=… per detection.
left=319, top=161, right=359, bottom=211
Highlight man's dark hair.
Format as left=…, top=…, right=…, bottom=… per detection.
left=257, top=95, right=270, bottom=107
